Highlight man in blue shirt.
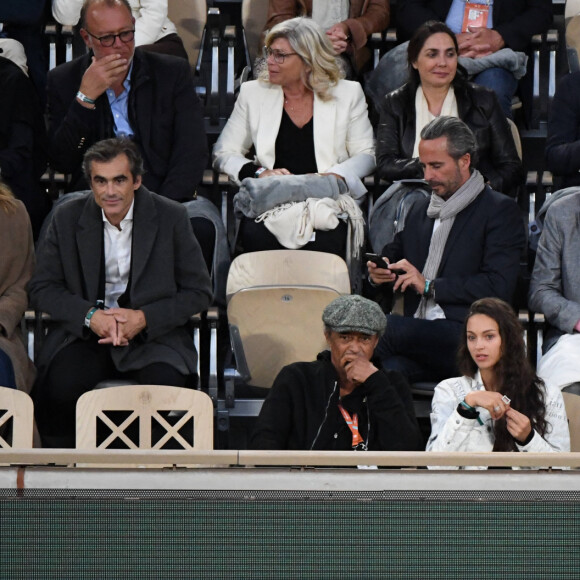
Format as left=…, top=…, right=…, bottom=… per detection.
left=46, top=0, right=208, bottom=203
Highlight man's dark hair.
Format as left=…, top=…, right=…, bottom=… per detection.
left=83, top=137, right=144, bottom=182
left=80, top=0, right=132, bottom=30
left=420, top=116, right=478, bottom=165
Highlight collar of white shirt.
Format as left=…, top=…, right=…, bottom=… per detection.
left=101, top=199, right=135, bottom=229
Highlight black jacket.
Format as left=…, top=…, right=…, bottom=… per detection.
left=47, top=48, right=208, bottom=201
left=396, top=0, right=552, bottom=52
left=0, top=55, right=49, bottom=235
left=250, top=351, right=423, bottom=451
left=545, top=72, right=580, bottom=188
left=376, top=81, right=524, bottom=197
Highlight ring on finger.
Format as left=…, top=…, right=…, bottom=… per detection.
left=493, top=405, right=501, bottom=412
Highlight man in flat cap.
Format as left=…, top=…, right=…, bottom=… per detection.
left=250, top=295, right=422, bottom=451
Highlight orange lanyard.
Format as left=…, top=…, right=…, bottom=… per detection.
left=462, top=2, right=491, bottom=32
left=337, top=403, right=364, bottom=448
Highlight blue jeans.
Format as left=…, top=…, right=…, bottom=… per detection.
left=473, top=67, right=518, bottom=119
left=0, top=348, right=17, bottom=389
left=375, top=315, right=463, bottom=384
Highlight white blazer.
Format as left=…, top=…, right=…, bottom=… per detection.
left=212, top=79, right=376, bottom=199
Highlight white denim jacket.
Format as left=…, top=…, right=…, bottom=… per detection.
left=426, top=371, right=570, bottom=469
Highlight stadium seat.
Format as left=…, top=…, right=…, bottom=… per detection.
left=241, top=0, right=269, bottom=74
left=168, top=0, right=206, bottom=66
left=565, top=0, right=580, bottom=72
left=0, top=387, right=34, bottom=449
left=76, top=384, right=213, bottom=451
left=219, top=250, right=350, bottom=430
left=562, top=392, right=580, bottom=452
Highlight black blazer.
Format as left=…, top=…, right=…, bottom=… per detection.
left=29, top=187, right=213, bottom=378
left=396, top=0, right=552, bottom=52
left=0, top=55, right=49, bottom=235
left=376, top=81, right=524, bottom=197
left=47, top=48, right=208, bottom=202
left=381, top=185, right=526, bottom=323
left=545, top=72, right=580, bottom=188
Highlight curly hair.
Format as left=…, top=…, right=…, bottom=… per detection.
left=457, top=298, right=548, bottom=452
left=407, top=20, right=468, bottom=92
left=260, top=17, right=343, bottom=101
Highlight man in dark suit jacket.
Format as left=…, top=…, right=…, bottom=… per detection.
left=368, top=117, right=525, bottom=383
left=47, top=0, right=207, bottom=202
left=29, top=138, right=213, bottom=448
left=396, top=0, right=552, bottom=116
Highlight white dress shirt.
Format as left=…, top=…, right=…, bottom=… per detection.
left=102, top=201, right=134, bottom=308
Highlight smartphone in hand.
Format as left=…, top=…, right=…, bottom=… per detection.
left=365, top=253, right=388, bottom=269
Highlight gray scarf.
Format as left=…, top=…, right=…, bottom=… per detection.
left=414, top=170, right=484, bottom=319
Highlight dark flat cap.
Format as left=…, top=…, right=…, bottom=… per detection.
left=322, top=294, right=386, bottom=336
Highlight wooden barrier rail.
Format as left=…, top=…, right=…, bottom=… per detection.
left=2, top=449, right=580, bottom=468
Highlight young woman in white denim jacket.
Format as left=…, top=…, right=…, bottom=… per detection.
left=427, top=298, right=570, bottom=469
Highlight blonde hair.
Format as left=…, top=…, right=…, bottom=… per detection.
left=260, top=17, right=343, bottom=101
left=0, top=181, right=19, bottom=214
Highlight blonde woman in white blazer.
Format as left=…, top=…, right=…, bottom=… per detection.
left=213, top=17, right=375, bottom=255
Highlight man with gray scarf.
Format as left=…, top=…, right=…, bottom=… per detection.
left=368, top=116, right=525, bottom=383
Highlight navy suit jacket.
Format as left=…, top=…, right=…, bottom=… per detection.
left=47, top=48, right=208, bottom=202
left=396, top=0, right=552, bottom=52
left=381, top=185, right=525, bottom=323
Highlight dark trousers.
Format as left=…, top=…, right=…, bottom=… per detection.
left=375, top=314, right=463, bottom=384
left=0, top=348, right=16, bottom=389
left=33, top=338, right=189, bottom=448
left=191, top=216, right=216, bottom=276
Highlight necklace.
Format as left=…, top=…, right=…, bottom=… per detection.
left=284, top=98, right=301, bottom=113
left=283, top=91, right=312, bottom=112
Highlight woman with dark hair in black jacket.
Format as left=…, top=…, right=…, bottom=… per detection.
left=376, top=21, right=523, bottom=198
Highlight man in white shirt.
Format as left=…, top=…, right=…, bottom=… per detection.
left=29, top=138, right=213, bottom=447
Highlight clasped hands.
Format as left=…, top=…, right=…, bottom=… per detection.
left=367, top=257, right=426, bottom=295
left=464, top=390, right=532, bottom=443
left=89, top=308, right=146, bottom=347
left=456, top=27, right=504, bottom=58
left=326, top=22, right=351, bottom=55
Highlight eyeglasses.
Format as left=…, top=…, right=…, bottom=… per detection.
left=263, top=46, right=298, bottom=64
left=85, top=28, right=135, bottom=47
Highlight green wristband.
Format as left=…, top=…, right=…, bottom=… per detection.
left=84, top=306, right=98, bottom=328
left=458, top=400, right=483, bottom=425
